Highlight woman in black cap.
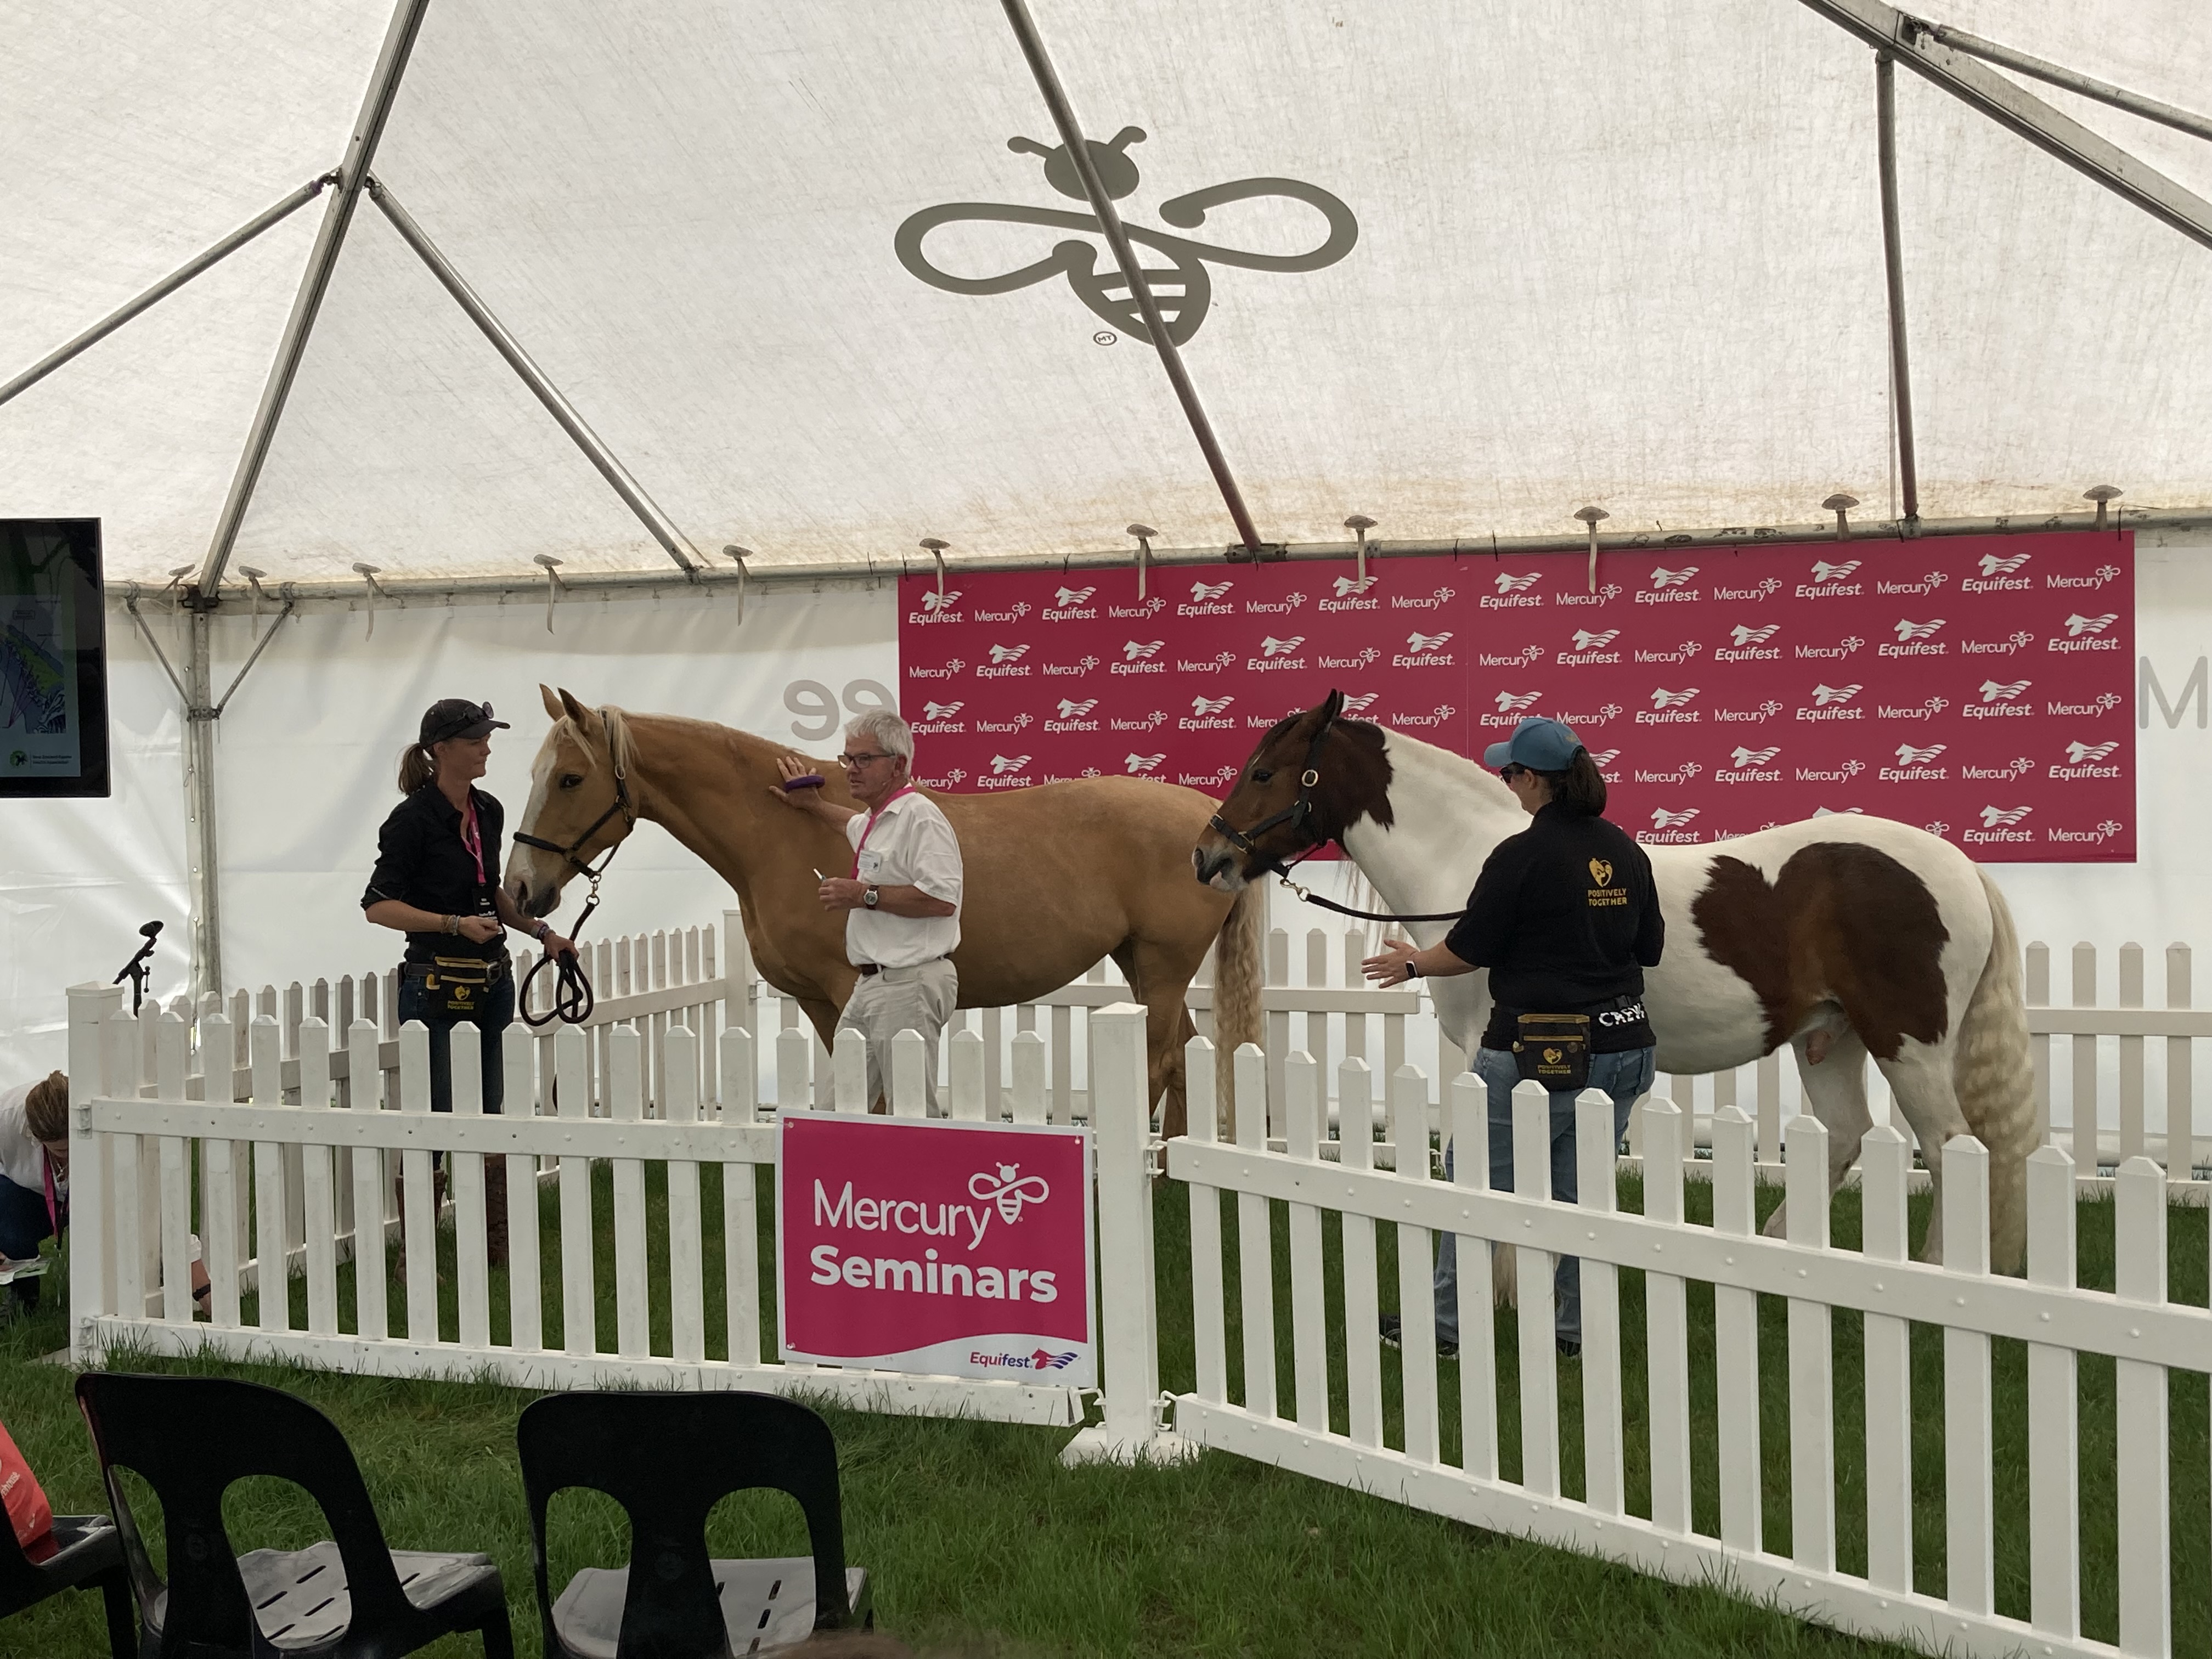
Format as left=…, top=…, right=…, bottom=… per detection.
left=362, top=699, right=573, bottom=1262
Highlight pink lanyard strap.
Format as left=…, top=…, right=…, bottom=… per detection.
left=853, top=787, right=916, bottom=874
left=460, top=797, right=486, bottom=885
left=43, top=1154, right=60, bottom=1235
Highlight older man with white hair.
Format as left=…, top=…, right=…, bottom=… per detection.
left=775, top=709, right=963, bottom=1111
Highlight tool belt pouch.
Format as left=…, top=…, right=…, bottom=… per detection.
left=1512, top=1014, right=1593, bottom=1090
left=416, top=956, right=500, bottom=1018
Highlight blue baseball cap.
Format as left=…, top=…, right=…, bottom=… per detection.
left=1482, top=715, right=1585, bottom=772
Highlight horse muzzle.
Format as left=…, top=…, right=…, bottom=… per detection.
left=1192, top=842, right=1246, bottom=892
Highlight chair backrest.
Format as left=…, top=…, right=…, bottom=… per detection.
left=74, top=1373, right=414, bottom=1652
left=517, top=1392, right=854, bottom=1658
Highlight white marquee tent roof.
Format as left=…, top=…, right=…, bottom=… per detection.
left=7, top=0, right=2212, bottom=589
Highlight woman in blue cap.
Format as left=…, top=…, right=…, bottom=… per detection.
left=1364, top=714, right=1662, bottom=1358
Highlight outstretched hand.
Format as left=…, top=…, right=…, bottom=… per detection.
left=1362, top=937, right=1420, bottom=984
left=770, top=753, right=830, bottom=812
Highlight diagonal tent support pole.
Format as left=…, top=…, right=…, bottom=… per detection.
left=194, top=0, right=433, bottom=598
left=1795, top=0, right=2212, bottom=252
left=997, top=0, right=1267, bottom=554
left=1926, top=23, right=2212, bottom=145
left=368, top=180, right=703, bottom=573
left=0, top=177, right=332, bottom=410
left=1875, top=53, right=1920, bottom=529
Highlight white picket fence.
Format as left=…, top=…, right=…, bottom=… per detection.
left=61, top=979, right=1124, bottom=1425
left=1161, top=1042, right=2208, bottom=1659
left=63, top=967, right=2212, bottom=1657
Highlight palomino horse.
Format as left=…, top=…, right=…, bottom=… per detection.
left=504, top=688, right=1261, bottom=1135
left=1193, top=691, right=2036, bottom=1271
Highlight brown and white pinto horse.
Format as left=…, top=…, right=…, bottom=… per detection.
left=1194, top=691, right=2037, bottom=1271
left=504, top=688, right=1262, bottom=1136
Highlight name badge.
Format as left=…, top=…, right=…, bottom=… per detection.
left=856, top=849, right=885, bottom=879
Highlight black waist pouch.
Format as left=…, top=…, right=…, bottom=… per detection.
left=409, top=955, right=506, bottom=1018
left=1512, top=1013, right=1592, bottom=1090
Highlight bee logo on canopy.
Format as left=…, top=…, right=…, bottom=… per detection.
left=895, top=128, right=1358, bottom=345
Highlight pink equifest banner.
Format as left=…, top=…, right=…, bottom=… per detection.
left=898, top=530, right=2133, bottom=861
left=778, top=1113, right=1094, bottom=1386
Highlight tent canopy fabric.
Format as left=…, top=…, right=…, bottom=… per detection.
left=7, top=0, right=2212, bottom=586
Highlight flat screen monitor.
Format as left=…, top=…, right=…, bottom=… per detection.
left=1, top=518, right=109, bottom=798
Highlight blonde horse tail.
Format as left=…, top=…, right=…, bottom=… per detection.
left=1210, top=883, right=1266, bottom=1136
left=1957, top=867, right=2036, bottom=1273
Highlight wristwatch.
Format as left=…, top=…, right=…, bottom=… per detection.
left=863, top=885, right=881, bottom=909
left=1403, top=960, right=1421, bottom=981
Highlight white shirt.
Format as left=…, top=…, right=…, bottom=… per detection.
left=842, top=789, right=963, bottom=968
left=0, top=1081, right=61, bottom=1199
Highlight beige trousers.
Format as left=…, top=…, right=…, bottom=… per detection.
left=836, top=958, right=958, bottom=1112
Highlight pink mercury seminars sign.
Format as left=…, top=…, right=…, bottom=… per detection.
left=778, top=1113, right=1095, bottom=1386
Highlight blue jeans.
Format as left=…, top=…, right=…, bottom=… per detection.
left=396, top=973, right=512, bottom=1115
left=0, top=1170, right=59, bottom=1307
left=1434, top=1045, right=1655, bottom=1344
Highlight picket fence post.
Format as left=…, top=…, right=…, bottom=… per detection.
left=1063, top=1002, right=1193, bottom=1466
left=67, top=982, right=121, bottom=1363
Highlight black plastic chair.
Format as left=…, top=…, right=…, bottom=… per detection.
left=1, top=1504, right=136, bottom=1658
left=517, top=1392, right=870, bottom=1659
left=74, top=1373, right=511, bottom=1659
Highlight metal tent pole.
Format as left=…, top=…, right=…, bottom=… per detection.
left=1926, top=24, right=2212, bottom=145
left=1875, top=53, right=1920, bottom=528
left=182, top=612, right=224, bottom=1005
left=1796, top=0, right=2212, bottom=252
left=193, top=0, right=433, bottom=597
left=997, top=0, right=1268, bottom=554
left=366, top=179, right=703, bottom=573
left=0, top=177, right=332, bottom=411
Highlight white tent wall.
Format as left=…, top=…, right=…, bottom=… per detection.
left=0, top=580, right=893, bottom=1074
left=0, top=624, right=187, bottom=1074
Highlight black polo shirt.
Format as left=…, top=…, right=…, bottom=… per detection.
left=1444, top=803, right=1664, bottom=1049
left=361, top=785, right=506, bottom=968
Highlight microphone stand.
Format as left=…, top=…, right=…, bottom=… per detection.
left=113, top=928, right=160, bottom=1017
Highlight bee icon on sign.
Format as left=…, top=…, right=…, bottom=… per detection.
left=970, top=1164, right=1051, bottom=1223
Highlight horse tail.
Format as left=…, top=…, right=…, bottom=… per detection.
left=1210, top=882, right=1266, bottom=1134
left=1956, top=867, right=2036, bottom=1273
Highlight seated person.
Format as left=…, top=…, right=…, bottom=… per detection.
left=0, top=1071, right=67, bottom=1322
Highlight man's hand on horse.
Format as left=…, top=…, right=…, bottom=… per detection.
left=1362, top=938, right=1420, bottom=984
left=817, top=876, right=867, bottom=912
left=771, top=753, right=830, bottom=809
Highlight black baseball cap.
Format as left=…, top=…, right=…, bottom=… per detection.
left=419, top=699, right=510, bottom=746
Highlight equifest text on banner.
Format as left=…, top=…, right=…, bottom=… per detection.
left=777, top=1114, right=1096, bottom=1386
left=898, top=531, right=2134, bottom=861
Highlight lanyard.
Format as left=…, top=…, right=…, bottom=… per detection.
left=43, top=1153, right=61, bottom=1236
left=460, top=796, right=486, bottom=885
left=853, top=787, right=916, bottom=874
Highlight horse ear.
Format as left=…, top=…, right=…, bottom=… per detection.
left=556, top=688, right=598, bottom=733
left=539, top=684, right=564, bottom=721
left=1317, top=687, right=1346, bottom=725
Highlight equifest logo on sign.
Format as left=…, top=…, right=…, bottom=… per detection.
left=779, top=1114, right=1094, bottom=1386
left=897, top=532, right=2134, bottom=862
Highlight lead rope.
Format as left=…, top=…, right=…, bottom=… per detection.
left=520, top=869, right=602, bottom=1026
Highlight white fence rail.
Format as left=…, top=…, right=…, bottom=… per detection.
left=1160, top=1041, right=2208, bottom=1659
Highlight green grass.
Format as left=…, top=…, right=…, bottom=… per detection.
left=2, top=1160, right=2203, bottom=1657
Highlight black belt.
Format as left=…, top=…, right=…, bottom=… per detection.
left=404, top=957, right=509, bottom=985
left=855, top=960, right=949, bottom=977
left=857, top=963, right=880, bottom=976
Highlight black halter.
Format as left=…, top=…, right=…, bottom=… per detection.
left=1206, top=708, right=1340, bottom=883
left=1207, top=707, right=1467, bottom=925
left=512, top=711, right=636, bottom=1025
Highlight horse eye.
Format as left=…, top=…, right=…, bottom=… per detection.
left=1252, top=769, right=1273, bottom=783
left=558, top=773, right=584, bottom=790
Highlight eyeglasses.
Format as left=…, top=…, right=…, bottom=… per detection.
left=837, top=751, right=898, bottom=769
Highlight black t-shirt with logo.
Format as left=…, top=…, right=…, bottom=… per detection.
left=361, top=785, right=507, bottom=969
left=1443, top=803, right=1664, bottom=1051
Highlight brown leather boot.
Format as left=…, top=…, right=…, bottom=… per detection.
left=484, top=1159, right=510, bottom=1269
